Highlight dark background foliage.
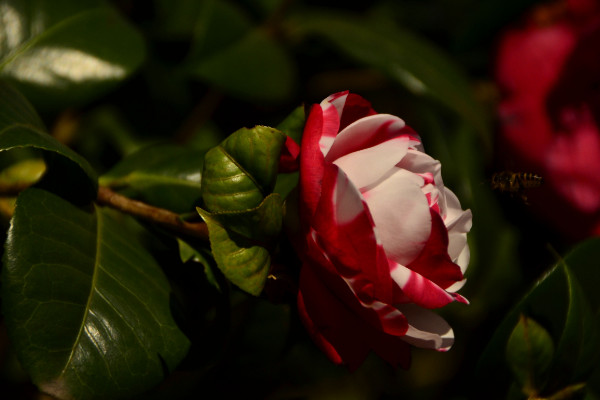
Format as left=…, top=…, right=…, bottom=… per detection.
left=0, top=0, right=598, bottom=399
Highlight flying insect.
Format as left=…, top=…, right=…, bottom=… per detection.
left=490, top=171, right=543, bottom=203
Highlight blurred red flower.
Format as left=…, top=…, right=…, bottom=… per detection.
left=496, top=0, right=600, bottom=238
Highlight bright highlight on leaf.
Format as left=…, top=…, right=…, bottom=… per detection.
left=0, top=0, right=145, bottom=109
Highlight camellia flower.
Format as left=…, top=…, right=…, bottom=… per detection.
left=496, top=0, right=600, bottom=238
left=295, top=91, right=472, bottom=370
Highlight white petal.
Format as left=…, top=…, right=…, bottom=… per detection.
left=363, top=168, right=431, bottom=266
left=443, top=188, right=470, bottom=226
left=397, top=149, right=441, bottom=176
left=448, top=231, right=467, bottom=262
left=331, top=168, right=365, bottom=225
left=397, top=303, right=454, bottom=350
left=333, top=137, right=410, bottom=190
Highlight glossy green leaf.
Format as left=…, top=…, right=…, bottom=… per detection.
left=100, top=144, right=204, bottom=213
left=475, top=238, right=600, bottom=398
left=0, top=0, right=145, bottom=109
left=288, top=10, right=490, bottom=144
left=201, top=125, right=286, bottom=212
left=0, top=81, right=97, bottom=201
left=2, top=188, right=190, bottom=400
left=506, top=315, right=554, bottom=396
left=197, top=193, right=283, bottom=296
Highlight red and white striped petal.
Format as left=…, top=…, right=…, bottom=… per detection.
left=363, top=168, right=431, bottom=266
left=344, top=278, right=409, bottom=336
left=318, top=98, right=343, bottom=157
left=389, top=210, right=467, bottom=308
left=397, top=303, right=455, bottom=351
left=324, top=91, right=350, bottom=121
left=391, top=262, right=467, bottom=309
left=311, top=164, right=394, bottom=302
left=333, top=136, right=411, bottom=190
left=446, top=264, right=470, bottom=292
left=408, top=211, right=464, bottom=285
left=325, top=114, right=413, bottom=162
left=324, top=91, right=379, bottom=130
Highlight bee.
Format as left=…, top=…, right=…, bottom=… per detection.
left=490, top=171, right=543, bottom=203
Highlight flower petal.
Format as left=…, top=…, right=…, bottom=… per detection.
left=406, top=210, right=465, bottom=288
left=298, top=261, right=411, bottom=370
left=325, top=114, right=419, bottom=162
left=443, top=188, right=471, bottom=229
left=299, top=104, right=327, bottom=219
left=397, top=303, right=454, bottom=351
left=391, top=262, right=467, bottom=309
left=312, top=164, right=394, bottom=302
left=298, top=263, right=371, bottom=370
left=318, top=94, right=344, bottom=156
left=331, top=92, right=378, bottom=131
left=363, top=168, right=431, bottom=266
left=279, top=136, right=300, bottom=173
left=333, top=136, right=411, bottom=190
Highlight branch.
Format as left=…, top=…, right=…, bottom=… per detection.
left=97, top=186, right=209, bottom=240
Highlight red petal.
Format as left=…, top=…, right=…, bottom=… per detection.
left=298, top=262, right=411, bottom=370
left=298, top=263, right=373, bottom=371
left=407, top=210, right=464, bottom=289
left=299, top=104, right=327, bottom=220
left=338, top=92, right=378, bottom=131
left=278, top=136, right=300, bottom=173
